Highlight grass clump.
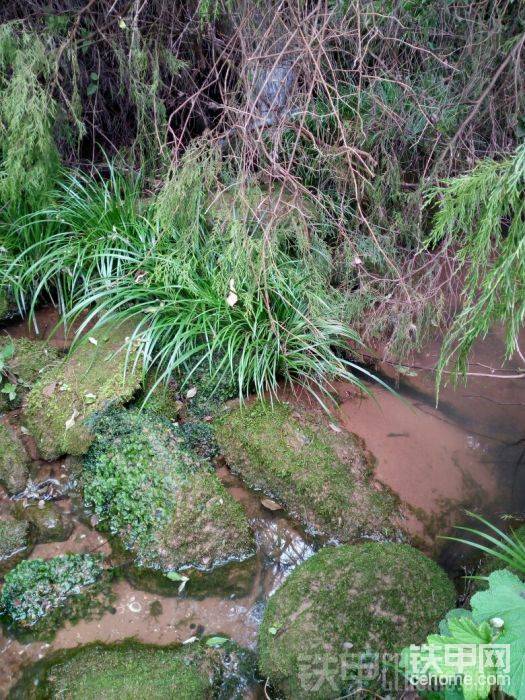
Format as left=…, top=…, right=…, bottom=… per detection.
left=214, top=400, right=399, bottom=540
left=259, top=543, right=455, bottom=699
left=83, top=408, right=254, bottom=572
left=0, top=554, right=104, bottom=630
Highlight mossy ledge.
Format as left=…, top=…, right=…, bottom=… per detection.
left=214, top=400, right=399, bottom=541
left=8, top=639, right=258, bottom=699
left=22, top=323, right=143, bottom=460
left=0, top=422, right=30, bottom=494
left=259, top=542, right=456, bottom=699
left=0, top=519, right=33, bottom=575
left=83, top=408, right=255, bottom=573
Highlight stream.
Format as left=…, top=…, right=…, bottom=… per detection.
left=0, top=311, right=523, bottom=697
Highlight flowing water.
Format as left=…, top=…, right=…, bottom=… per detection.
left=0, top=311, right=523, bottom=696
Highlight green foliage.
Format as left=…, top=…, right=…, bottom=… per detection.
left=179, top=420, right=219, bottom=460
left=471, top=570, right=525, bottom=700
left=0, top=23, right=60, bottom=219
left=427, top=145, right=525, bottom=388
left=83, top=410, right=185, bottom=555
left=445, top=511, right=525, bottom=578
left=402, top=569, right=525, bottom=700
left=0, top=554, right=104, bottom=628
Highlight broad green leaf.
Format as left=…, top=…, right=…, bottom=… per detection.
left=206, top=636, right=229, bottom=647
left=401, top=616, right=496, bottom=700
left=471, top=569, right=525, bottom=700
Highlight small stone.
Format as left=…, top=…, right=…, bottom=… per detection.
left=261, top=498, right=282, bottom=512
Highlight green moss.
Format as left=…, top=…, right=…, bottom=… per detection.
left=9, top=639, right=258, bottom=699
left=14, top=502, right=73, bottom=543
left=0, top=422, right=29, bottom=493
left=0, top=289, right=8, bottom=320
left=215, top=401, right=399, bottom=541
left=0, top=337, right=60, bottom=386
left=22, top=323, right=143, bottom=460
left=0, top=554, right=106, bottom=634
left=83, top=409, right=254, bottom=573
left=0, top=519, right=33, bottom=575
left=259, top=543, right=456, bottom=699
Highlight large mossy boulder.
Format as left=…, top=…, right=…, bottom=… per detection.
left=9, top=639, right=257, bottom=699
left=259, top=543, right=455, bottom=699
left=0, top=554, right=105, bottom=633
left=0, top=519, right=33, bottom=575
left=83, top=409, right=254, bottom=573
left=215, top=401, right=398, bottom=540
left=0, top=422, right=29, bottom=493
left=23, top=324, right=143, bottom=460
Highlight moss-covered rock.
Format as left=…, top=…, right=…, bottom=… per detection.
left=9, top=639, right=258, bottom=699
left=259, top=542, right=455, bottom=699
left=0, top=554, right=106, bottom=633
left=83, top=409, right=254, bottom=573
left=14, top=502, right=73, bottom=543
left=0, top=337, right=61, bottom=412
left=215, top=401, right=398, bottom=541
left=0, top=422, right=29, bottom=493
left=0, top=519, right=33, bottom=575
left=23, top=324, right=143, bottom=460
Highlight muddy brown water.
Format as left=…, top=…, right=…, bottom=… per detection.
left=0, top=311, right=523, bottom=696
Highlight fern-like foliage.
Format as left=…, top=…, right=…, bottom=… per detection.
left=427, top=144, right=525, bottom=389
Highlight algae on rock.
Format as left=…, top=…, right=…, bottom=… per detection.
left=0, top=554, right=106, bottom=633
left=0, top=422, right=29, bottom=493
left=259, top=542, right=456, bottom=699
left=0, top=519, right=33, bottom=575
left=8, top=639, right=257, bottom=699
left=22, top=324, right=143, bottom=460
left=14, top=502, right=73, bottom=543
left=215, top=401, right=399, bottom=541
left=0, top=337, right=61, bottom=411
left=83, top=409, right=255, bottom=573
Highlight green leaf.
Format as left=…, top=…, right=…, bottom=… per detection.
left=471, top=569, right=525, bottom=700
left=165, top=571, right=187, bottom=581
left=401, top=616, right=496, bottom=700
left=206, top=636, right=229, bottom=647
left=87, top=83, right=98, bottom=97
left=89, top=72, right=99, bottom=82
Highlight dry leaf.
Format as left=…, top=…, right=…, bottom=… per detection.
left=261, top=498, right=282, bottom=512
left=329, top=422, right=342, bottom=433
left=65, top=409, right=79, bottom=430
left=186, top=387, right=197, bottom=399
left=42, top=382, right=57, bottom=398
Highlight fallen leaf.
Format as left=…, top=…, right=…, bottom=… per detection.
left=261, top=498, right=282, bottom=512
left=183, top=636, right=198, bottom=645
left=186, top=387, right=197, bottom=399
left=20, top=426, right=29, bottom=435
left=42, top=382, right=57, bottom=398
left=65, top=409, right=79, bottom=430
left=118, top=18, right=127, bottom=28
left=226, top=290, right=238, bottom=307
left=329, top=422, right=342, bottom=433
left=84, top=392, right=97, bottom=404
left=206, top=636, right=229, bottom=647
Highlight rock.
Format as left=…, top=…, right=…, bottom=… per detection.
left=0, top=422, right=30, bottom=494
left=22, top=323, right=143, bottom=460
left=0, top=519, right=33, bottom=575
left=214, top=401, right=399, bottom=541
left=0, top=553, right=105, bottom=631
left=258, top=542, right=456, bottom=699
left=14, top=501, right=73, bottom=543
left=9, top=639, right=258, bottom=699
left=83, top=409, right=255, bottom=573
left=0, top=287, right=18, bottom=322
